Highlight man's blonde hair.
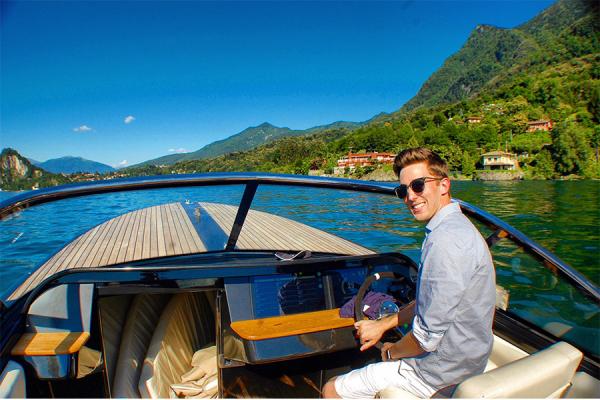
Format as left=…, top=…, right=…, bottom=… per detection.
left=393, top=147, right=449, bottom=178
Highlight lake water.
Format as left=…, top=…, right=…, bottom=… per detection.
left=0, top=179, right=598, bottom=355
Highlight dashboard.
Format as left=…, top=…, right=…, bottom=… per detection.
left=221, top=253, right=417, bottom=363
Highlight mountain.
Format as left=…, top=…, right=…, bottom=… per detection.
left=37, top=156, right=116, bottom=174
left=133, top=120, right=361, bottom=167
left=400, top=0, right=597, bottom=112
left=0, top=148, right=70, bottom=190
left=401, top=25, right=537, bottom=112
left=133, top=122, right=303, bottom=167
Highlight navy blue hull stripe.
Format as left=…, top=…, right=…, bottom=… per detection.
left=182, top=202, right=229, bottom=251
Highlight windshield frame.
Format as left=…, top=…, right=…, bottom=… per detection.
left=1, top=172, right=597, bottom=304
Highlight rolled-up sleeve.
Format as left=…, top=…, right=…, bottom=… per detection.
left=412, top=230, right=473, bottom=352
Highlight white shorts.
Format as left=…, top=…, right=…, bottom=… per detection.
left=334, top=360, right=437, bottom=399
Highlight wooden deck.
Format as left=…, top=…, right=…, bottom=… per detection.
left=201, top=202, right=372, bottom=255
left=9, top=202, right=373, bottom=300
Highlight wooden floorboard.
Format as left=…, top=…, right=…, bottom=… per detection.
left=172, top=204, right=192, bottom=254
left=133, top=209, right=145, bottom=260
left=8, top=202, right=371, bottom=301
left=156, top=207, right=167, bottom=258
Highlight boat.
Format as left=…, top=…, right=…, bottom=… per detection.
left=0, top=173, right=598, bottom=398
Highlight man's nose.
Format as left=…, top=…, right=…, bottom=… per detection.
left=405, top=186, right=419, bottom=202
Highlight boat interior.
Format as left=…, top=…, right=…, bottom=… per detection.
left=0, top=175, right=598, bottom=398
left=3, top=252, right=597, bottom=398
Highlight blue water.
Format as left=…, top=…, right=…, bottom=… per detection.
left=0, top=180, right=598, bottom=356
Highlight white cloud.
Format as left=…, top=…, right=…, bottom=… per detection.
left=124, top=115, right=136, bottom=124
left=73, top=125, right=92, bottom=132
left=118, top=160, right=128, bottom=167
left=168, top=148, right=189, bottom=153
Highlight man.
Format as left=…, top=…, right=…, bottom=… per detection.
left=323, top=147, right=496, bottom=398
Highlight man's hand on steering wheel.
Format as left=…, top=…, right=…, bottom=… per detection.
left=354, top=271, right=407, bottom=350
left=355, top=314, right=399, bottom=351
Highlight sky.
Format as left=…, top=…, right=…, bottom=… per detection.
left=1, top=0, right=555, bottom=168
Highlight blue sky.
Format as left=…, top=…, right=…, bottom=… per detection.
left=1, top=0, right=554, bottom=167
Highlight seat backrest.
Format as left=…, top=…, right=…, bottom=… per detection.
left=138, top=292, right=215, bottom=399
left=111, top=293, right=170, bottom=398
left=453, top=341, right=583, bottom=398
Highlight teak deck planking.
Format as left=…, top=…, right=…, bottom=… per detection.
left=8, top=202, right=373, bottom=301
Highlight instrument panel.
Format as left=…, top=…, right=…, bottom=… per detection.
left=221, top=253, right=417, bottom=363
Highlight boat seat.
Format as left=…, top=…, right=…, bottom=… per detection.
left=111, top=294, right=170, bottom=398
left=138, top=292, right=215, bottom=399
left=98, top=295, right=133, bottom=390
left=378, top=341, right=582, bottom=398
left=378, top=335, right=526, bottom=398
left=483, top=335, right=527, bottom=372
left=453, top=341, right=583, bottom=398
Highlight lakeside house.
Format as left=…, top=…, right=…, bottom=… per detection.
left=334, top=151, right=395, bottom=174
left=527, top=120, right=553, bottom=132
left=481, top=151, right=519, bottom=170
left=467, top=116, right=483, bottom=124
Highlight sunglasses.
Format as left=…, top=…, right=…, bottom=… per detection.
left=394, top=176, right=443, bottom=199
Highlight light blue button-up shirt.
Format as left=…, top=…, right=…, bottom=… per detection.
left=404, top=202, right=496, bottom=390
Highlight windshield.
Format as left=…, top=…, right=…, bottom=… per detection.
left=0, top=182, right=598, bottom=359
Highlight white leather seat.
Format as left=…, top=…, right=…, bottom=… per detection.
left=484, top=334, right=527, bottom=372
left=111, top=294, right=171, bottom=398
left=453, top=341, right=583, bottom=398
left=378, top=341, right=582, bottom=398
left=138, top=292, right=215, bottom=399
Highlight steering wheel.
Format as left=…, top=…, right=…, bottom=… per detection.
left=354, top=271, right=405, bottom=350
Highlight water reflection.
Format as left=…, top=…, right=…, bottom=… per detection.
left=453, top=181, right=599, bottom=286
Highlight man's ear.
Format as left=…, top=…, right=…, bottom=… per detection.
left=440, top=177, right=451, bottom=196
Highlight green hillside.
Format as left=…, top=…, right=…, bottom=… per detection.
left=401, top=25, right=537, bottom=112
left=133, top=120, right=361, bottom=167
left=0, top=148, right=70, bottom=191
left=401, top=0, right=598, bottom=112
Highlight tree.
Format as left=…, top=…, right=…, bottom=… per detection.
left=407, top=135, right=420, bottom=148
left=588, top=84, right=600, bottom=124
left=531, top=149, right=555, bottom=179
left=461, top=151, right=476, bottom=177
left=552, top=124, right=590, bottom=175
left=433, top=113, right=446, bottom=127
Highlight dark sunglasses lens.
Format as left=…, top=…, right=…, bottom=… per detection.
left=411, top=178, right=427, bottom=193
left=395, top=185, right=408, bottom=199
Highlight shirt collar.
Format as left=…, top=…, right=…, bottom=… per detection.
left=425, top=202, right=461, bottom=233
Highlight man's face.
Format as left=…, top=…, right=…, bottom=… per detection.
left=399, top=161, right=450, bottom=222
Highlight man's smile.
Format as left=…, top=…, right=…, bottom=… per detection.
left=410, top=202, right=426, bottom=212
